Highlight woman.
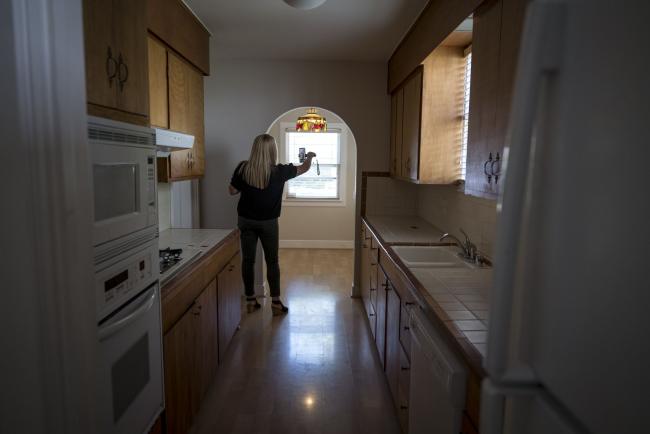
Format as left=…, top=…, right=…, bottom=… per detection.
left=229, top=133, right=315, bottom=315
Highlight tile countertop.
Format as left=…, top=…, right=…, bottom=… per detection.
left=159, top=228, right=236, bottom=286
left=363, top=215, right=492, bottom=374
left=364, top=214, right=446, bottom=244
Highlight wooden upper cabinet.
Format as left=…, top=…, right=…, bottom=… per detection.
left=147, top=0, right=210, bottom=75
left=83, top=0, right=149, bottom=123
left=401, top=68, right=423, bottom=182
left=392, top=58, right=467, bottom=185
left=83, top=0, right=116, bottom=110
left=465, top=0, right=529, bottom=198
left=465, top=0, right=503, bottom=197
left=393, top=89, right=405, bottom=178
left=113, top=0, right=148, bottom=117
left=168, top=51, right=205, bottom=180
left=147, top=36, right=168, bottom=129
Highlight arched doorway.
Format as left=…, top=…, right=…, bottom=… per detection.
left=266, top=107, right=358, bottom=250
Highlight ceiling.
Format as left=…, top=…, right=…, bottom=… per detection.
left=185, top=0, right=429, bottom=61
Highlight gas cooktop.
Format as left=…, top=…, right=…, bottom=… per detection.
left=159, top=247, right=182, bottom=274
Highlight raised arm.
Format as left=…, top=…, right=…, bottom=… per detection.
left=296, top=152, right=316, bottom=176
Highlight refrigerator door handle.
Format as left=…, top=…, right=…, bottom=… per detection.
left=487, top=0, right=566, bottom=378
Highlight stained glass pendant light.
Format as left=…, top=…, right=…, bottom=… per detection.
left=296, top=108, right=327, bottom=132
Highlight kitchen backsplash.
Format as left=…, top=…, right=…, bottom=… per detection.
left=364, top=176, right=497, bottom=257
left=365, top=176, right=418, bottom=216
left=417, top=184, right=497, bottom=257
left=158, top=182, right=171, bottom=232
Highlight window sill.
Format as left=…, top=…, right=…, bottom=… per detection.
left=283, top=198, right=346, bottom=207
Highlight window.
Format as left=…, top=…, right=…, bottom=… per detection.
left=460, top=49, right=472, bottom=180
left=284, top=130, right=342, bottom=200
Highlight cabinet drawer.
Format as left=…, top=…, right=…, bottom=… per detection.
left=399, top=303, right=412, bottom=358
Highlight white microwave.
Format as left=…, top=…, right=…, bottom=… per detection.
left=89, top=116, right=157, bottom=247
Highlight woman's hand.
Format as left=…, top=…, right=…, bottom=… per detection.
left=306, top=151, right=316, bottom=159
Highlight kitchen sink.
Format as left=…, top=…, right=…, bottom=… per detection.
left=391, top=245, right=467, bottom=268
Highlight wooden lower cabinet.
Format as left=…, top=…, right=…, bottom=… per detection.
left=397, top=347, right=411, bottom=434
left=163, top=287, right=205, bottom=434
left=217, top=253, right=242, bottom=362
left=162, top=246, right=244, bottom=433
left=375, top=270, right=388, bottom=368
left=385, top=282, right=402, bottom=404
left=462, top=413, right=480, bottom=434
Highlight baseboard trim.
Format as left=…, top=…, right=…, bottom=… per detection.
left=279, top=240, right=354, bottom=249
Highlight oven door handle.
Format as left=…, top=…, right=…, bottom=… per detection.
left=98, top=288, right=157, bottom=341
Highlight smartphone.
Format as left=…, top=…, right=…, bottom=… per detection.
left=298, top=147, right=306, bottom=163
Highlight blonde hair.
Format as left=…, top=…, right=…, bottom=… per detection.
left=239, top=134, right=278, bottom=189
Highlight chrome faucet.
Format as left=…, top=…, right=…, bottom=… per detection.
left=440, top=228, right=477, bottom=261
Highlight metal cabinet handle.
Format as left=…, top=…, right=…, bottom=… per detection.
left=401, top=366, right=410, bottom=371
left=369, top=313, right=375, bottom=317
left=484, top=152, right=494, bottom=184
left=117, top=53, right=129, bottom=91
left=105, top=46, right=118, bottom=87
left=369, top=287, right=376, bottom=292
left=403, top=326, right=410, bottom=331
left=381, top=282, right=390, bottom=289
left=405, top=302, right=415, bottom=306
left=491, top=152, right=501, bottom=184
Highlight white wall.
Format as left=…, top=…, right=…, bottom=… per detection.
left=267, top=108, right=356, bottom=248
left=201, top=58, right=390, bottom=293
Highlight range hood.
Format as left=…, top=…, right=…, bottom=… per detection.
left=154, top=128, right=194, bottom=153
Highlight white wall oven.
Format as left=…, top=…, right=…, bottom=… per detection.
left=95, top=238, right=163, bottom=434
left=89, top=116, right=157, bottom=247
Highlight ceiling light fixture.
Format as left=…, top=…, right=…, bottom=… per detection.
left=283, top=0, right=327, bottom=10
left=296, top=108, right=327, bottom=132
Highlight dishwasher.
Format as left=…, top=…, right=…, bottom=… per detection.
left=409, top=306, right=467, bottom=434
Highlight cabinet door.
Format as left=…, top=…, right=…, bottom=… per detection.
left=465, top=0, right=503, bottom=197
left=168, top=52, right=205, bottom=179
left=398, top=346, right=411, bottom=434
left=228, top=253, right=243, bottom=339
left=375, top=270, right=388, bottom=368
left=401, top=68, right=423, bottom=181
left=395, top=89, right=405, bottom=178
left=360, top=227, right=376, bottom=334
left=83, top=0, right=117, bottom=109
left=163, top=305, right=200, bottom=434
left=148, top=36, right=168, bottom=129
left=390, top=92, right=404, bottom=177
left=196, top=279, right=218, bottom=400
left=113, top=0, right=148, bottom=117
left=385, top=283, right=402, bottom=407
left=218, top=254, right=242, bottom=362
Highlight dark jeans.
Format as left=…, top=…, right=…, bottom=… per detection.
left=238, top=216, right=280, bottom=298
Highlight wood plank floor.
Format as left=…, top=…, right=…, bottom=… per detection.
left=189, top=249, right=401, bottom=434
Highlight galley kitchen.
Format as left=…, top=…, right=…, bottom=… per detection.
left=2, top=0, right=648, bottom=434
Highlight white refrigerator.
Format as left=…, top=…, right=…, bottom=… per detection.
left=481, top=1, right=650, bottom=433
